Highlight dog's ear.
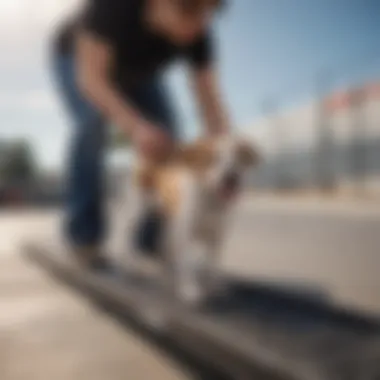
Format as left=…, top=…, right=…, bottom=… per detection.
left=178, top=139, right=215, bottom=170
left=237, top=140, right=260, bottom=167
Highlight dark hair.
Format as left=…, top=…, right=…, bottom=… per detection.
left=178, top=0, right=226, bottom=14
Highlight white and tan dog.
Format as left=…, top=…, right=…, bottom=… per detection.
left=113, top=134, right=259, bottom=304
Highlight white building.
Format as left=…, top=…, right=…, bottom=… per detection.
left=246, top=81, right=380, bottom=192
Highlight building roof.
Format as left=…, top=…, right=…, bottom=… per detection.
left=325, top=82, right=380, bottom=113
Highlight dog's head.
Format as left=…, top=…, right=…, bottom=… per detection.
left=179, top=135, right=260, bottom=201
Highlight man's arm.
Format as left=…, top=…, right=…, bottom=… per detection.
left=75, top=31, right=143, bottom=135
left=76, top=31, right=171, bottom=159
left=191, top=65, right=230, bottom=136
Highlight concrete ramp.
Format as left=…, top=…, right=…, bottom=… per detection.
left=24, top=243, right=380, bottom=380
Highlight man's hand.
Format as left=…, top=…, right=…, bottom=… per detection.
left=132, top=121, right=173, bottom=161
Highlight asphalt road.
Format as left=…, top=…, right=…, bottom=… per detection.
left=2, top=198, right=380, bottom=316
left=1, top=200, right=380, bottom=380
left=224, top=198, right=380, bottom=316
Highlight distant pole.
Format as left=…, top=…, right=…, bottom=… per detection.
left=261, top=98, right=283, bottom=191
left=315, top=69, right=335, bottom=193
left=349, top=87, right=367, bottom=198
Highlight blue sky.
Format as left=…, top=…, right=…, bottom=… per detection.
left=170, top=0, right=380, bottom=136
left=1, top=0, right=380, bottom=170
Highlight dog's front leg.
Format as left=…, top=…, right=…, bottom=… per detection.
left=199, top=204, right=232, bottom=296
left=202, top=225, right=226, bottom=294
left=168, top=173, right=207, bottom=304
left=112, top=178, right=148, bottom=274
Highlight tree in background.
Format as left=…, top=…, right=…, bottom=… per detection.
left=0, top=139, right=38, bottom=185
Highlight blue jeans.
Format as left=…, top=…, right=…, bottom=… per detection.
left=52, top=53, right=177, bottom=248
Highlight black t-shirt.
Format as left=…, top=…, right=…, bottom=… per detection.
left=55, top=0, right=214, bottom=85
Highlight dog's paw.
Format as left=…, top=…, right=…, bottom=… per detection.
left=176, top=268, right=210, bottom=306
left=178, top=280, right=205, bottom=306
